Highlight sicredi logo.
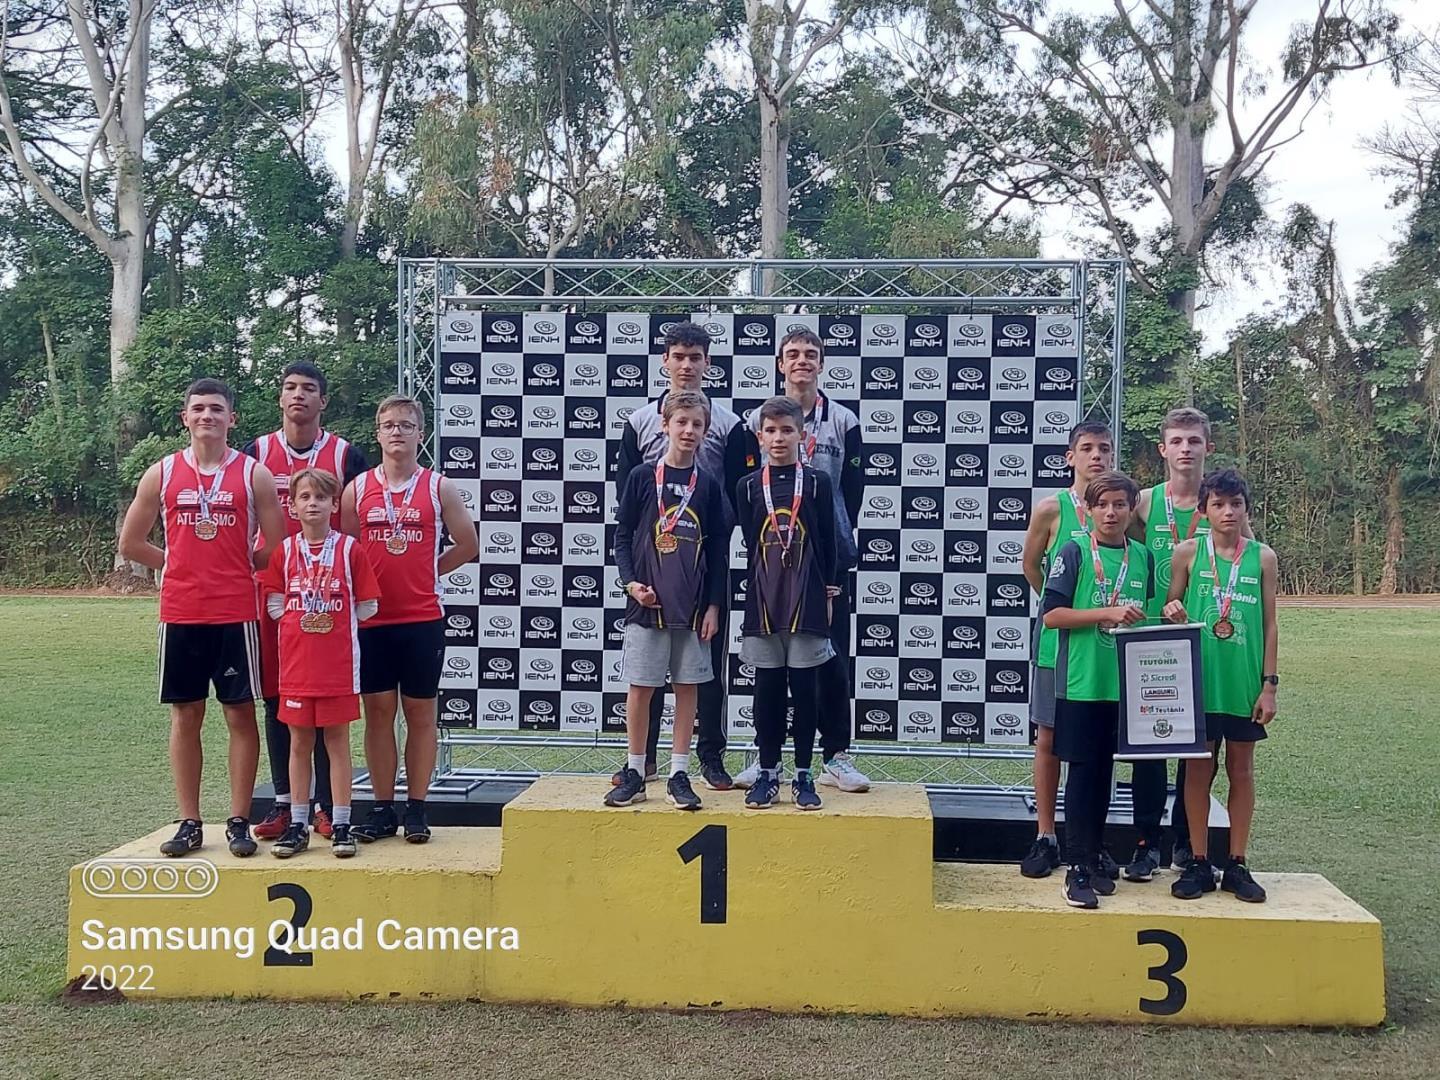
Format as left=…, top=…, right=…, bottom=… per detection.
left=575, top=319, right=601, bottom=336
left=450, top=447, right=474, bottom=463
left=1002, top=323, right=1027, bottom=340
left=999, top=541, right=1024, bottom=557
left=998, top=583, right=1024, bottom=600
left=452, top=320, right=474, bottom=335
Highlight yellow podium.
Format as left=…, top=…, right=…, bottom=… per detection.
left=67, top=778, right=1384, bottom=1025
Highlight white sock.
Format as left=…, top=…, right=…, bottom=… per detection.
left=276, top=793, right=292, bottom=806
left=627, top=753, right=647, bottom=775
left=332, top=805, right=351, bottom=826
left=670, top=753, right=691, bottom=777
left=292, top=803, right=311, bottom=828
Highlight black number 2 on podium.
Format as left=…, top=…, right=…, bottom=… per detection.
left=677, top=824, right=728, bottom=924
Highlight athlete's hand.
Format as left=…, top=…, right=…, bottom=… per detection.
left=628, top=582, right=659, bottom=608
left=699, top=605, right=720, bottom=642
left=1253, top=687, right=1277, bottom=726
left=1162, top=599, right=1189, bottom=624
left=1107, top=604, right=1145, bottom=627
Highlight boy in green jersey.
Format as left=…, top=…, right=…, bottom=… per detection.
left=1041, top=472, right=1152, bottom=909
left=1018, top=422, right=1114, bottom=878
left=1164, top=468, right=1278, bottom=904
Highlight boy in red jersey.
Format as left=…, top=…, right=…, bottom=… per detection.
left=342, top=395, right=478, bottom=843
left=260, top=468, right=381, bottom=857
left=120, top=378, right=286, bottom=858
left=245, top=362, right=369, bottom=841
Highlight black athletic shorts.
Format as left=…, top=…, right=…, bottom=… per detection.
left=158, top=622, right=261, bottom=705
left=1206, top=711, right=1268, bottom=743
left=359, top=618, right=445, bottom=698
left=1052, top=698, right=1119, bottom=764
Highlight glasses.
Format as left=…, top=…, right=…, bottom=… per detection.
left=378, top=421, right=419, bottom=434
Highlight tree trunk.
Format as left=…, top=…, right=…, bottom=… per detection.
left=1232, top=338, right=1247, bottom=462
left=463, top=0, right=480, bottom=108
left=756, top=88, right=787, bottom=293
left=1351, top=508, right=1365, bottom=595
left=1378, top=464, right=1403, bottom=595
left=337, top=213, right=360, bottom=341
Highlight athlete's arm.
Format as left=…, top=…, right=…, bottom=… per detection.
left=436, top=477, right=479, bottom=576
left=1127, top=488, right=1150, bottom=543
left=340, top=481, right=361, bottom=537
left=118, top=462, right=166, bottom=571
left=1162, top=540, right=1197, bottom=621
left=1255, top=544, right=1279, bottom=725
left=1041, top=540, right=1142, bottom=629
left=251, top=465, right=286, bottom=570
left=1022, top=495, right=1060, bottom=595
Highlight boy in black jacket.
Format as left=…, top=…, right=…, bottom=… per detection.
left=735, top=396, right=840, bottom=810
left=607, top=390, right=728, bottom=810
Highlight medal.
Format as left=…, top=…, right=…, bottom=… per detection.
left=799, top=393, right=825, bottom=466
left=194, top=518, right=218, bottom=541
left=653, top=462, right=697, bottom=557
left=378, top=466, right=421, bottom=557
left=1087, top=531, right=1133, bottom=608
left=1205, top=533, right=1246, bottom=640
left=188, top=448, right=234, bottom=542
left=761, top=461, right=804, bottom=569
left=1163, top=483, right=1201, bottom=544
left=297, top=532, right=339, bottom=634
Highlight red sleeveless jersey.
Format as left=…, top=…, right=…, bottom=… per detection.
left=252, top=430, right=351, bottom=534
left=160, top=448, right=259, bottom=624
left=352, top=466, right=444, bottom=626
left=259, top=532, right=380, bottom=697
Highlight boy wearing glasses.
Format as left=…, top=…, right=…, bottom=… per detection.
left=341, top=396, right=478, bottom=843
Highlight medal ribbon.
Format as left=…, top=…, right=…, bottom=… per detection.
left=654, top=462, right=698, bottom=537
left=297, top=532, right=339, bottom=615
left=1066, top=488, right=1090, bottom=533
left=1205, top=533, right=1246, bottom=624
left=378, top=466, right=421, bottom=536
left=761, top=462, right=803, bottom=562
left=799, top=393, right=825, bottom=466
left=282, top=431, right=328, bottom=473
left=189, top=448, right=235, bottom=523
left=1087, top=532, right=1132, bottom=607
left=1163, top=482, right=1200, bottom=544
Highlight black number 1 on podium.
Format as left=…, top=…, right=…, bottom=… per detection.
left=677, top=824, right=728, bottom=924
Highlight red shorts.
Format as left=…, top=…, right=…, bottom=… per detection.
left=278, top=694, right=359, bottom=728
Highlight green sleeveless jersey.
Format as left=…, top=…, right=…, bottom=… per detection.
left=1183, top=536, right=1265, bottom=716
left=1144, top=482, right=1210, bottom=618
left=1054, top=538, right=1151, bottom=702
left=1035, top=491, right=1091, bottom=669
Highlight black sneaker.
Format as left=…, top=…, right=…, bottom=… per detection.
left=332, top=824, right=357, bottom=859
left=611, top=762, right=658, bottom=786
left=745, top=771, right=780, bottom=809
left=1097, top=848, right=1121, bottom=880
left=1091, top=865, right=1117, bottom=896
left=1123, top=843, right=1161, bottom=882
left=605, top=767, right=647, bottom=807
left=159, top=819, right=203, bottom=857
left=1020, top=836, right=1061, bottom=878
left=1063, top=866, right=1099, bottom=909
left=225, top=817, right=257, bottom=858
left=1171, top=857, right=1218, bottom=900
left=792, top=772, right=822, bottom=810
left=666, top=771, right=702, bottom=810
left=271, top=822, right=309, bottom=858
left=351, top=803, right=399, bottom=843
left=700, top=757, right=734, bottom=791
left=403, top=802, right=431, bottom=844
left=1171, top=835, right=1193, bottom=871
left=1221, top=858, right=1267, bottom=903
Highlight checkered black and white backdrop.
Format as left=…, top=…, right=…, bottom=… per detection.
left=432, top=311, right=1081, bottom=747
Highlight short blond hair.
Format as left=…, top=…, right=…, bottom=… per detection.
left=290, top=467, right=341, bottom=501
left=376, top=394, right=425, bottom=430
left=1161, top=407, right=1211, bottom=442
left=661, top=389, right=711, bottom=428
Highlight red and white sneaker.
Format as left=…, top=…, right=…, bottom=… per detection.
left=253, top=804, right=291, bottom=840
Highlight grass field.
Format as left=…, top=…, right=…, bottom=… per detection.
left=3, top=596, right=1437, bottom=1079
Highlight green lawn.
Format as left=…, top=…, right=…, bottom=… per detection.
left=2, top=597, right=1436, bottom=1079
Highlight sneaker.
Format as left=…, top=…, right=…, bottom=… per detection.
left=225, top=817, right=257, bottom=857
left=1171, top=857, right=1218, bottom=900
left=605, top=767, right=647, bottom=807
left=611, top=762, right=658, bottom=786
left=159, top=819, right=203, bottom=857
left=1171, top=835, right=1194, bottom=871
left=253, top=804, right=291, bottom=840
left=818, top=752, right=870, bottom=792
left=271, top=822, right=309, bottom=858
left=312, top=806, right=334, bottom=839
left=1221, top=858, right=1267, bottom=903
left=734, top=760, right=768, bottom=790
left=403, top=803, right=431, bottom=844
left=1123, top=843, right=1162, bottom=883
left=1091, top=866, right=1117, bottom=896
left=666, top=771, right=702, bottom=811
left=332, top=824, right=357, bottom=859
left=745, top=771, right=780, bottom=809
left=351, top=803, right=399, bottom=843
left=1063, top=866, right=1099, bottom=909
left=792, top=772, right=823, bottom=810
left=700, top=757, right=734, bottom=791
left=1020, top=836, right=1061, bottom=878
left=1097, top=849, right=1121, bottom=880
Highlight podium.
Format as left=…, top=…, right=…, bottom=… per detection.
left=68, top=778, right=1383, bottom=1025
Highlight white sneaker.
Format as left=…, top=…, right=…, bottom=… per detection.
left=819, top=752, right=871, bottom=792
left=733, top=761, right=782, bottom=790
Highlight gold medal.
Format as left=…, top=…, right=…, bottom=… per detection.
left=655, top=531, right=679, bottom=554
left=194, top=518, right=219, bottom=541
left=1212, top=618, right=1235, bottom=640
left=299, top=610, right=334, bottom=634
left=781, top=547, right=795, bottom=569
left=386, top=532, right=409, bottom=555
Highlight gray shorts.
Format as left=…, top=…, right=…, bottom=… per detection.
left=739, top=632, right=834, bottom=670
left=1030, top=663, right=1057, bottom=729
left=621, top=623, right=713, bottom=687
